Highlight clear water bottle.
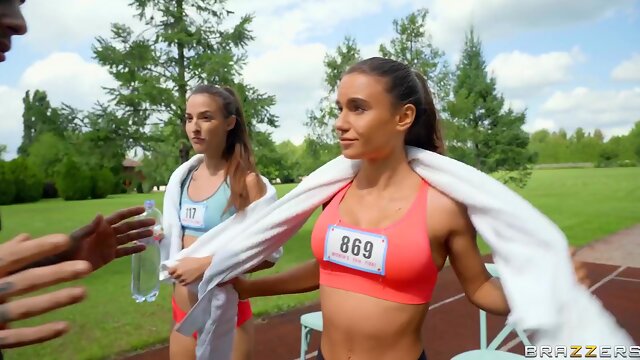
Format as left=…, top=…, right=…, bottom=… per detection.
left=131, top=200, right=163, bottom=303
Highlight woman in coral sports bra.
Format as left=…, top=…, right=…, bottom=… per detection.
left=232, top=57, right=589, bottom=360
left=165, top=84, right=278, bottom=360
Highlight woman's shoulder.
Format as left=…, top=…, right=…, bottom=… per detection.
left=245, top=172, right=266, bottom=201
left=427, top=185, right=472, bottom=229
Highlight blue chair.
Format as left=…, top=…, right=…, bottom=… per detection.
left=300, top=311, right=323, bottom=359
left=451, top=263, right=531, bottom=359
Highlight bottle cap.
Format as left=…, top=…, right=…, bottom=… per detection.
left=144, top=200, right=155, bottom=209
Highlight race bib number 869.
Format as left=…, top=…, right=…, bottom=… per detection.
left=324, top=225, right=388, bottom=275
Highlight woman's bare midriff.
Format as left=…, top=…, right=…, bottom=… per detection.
left=173, top=234, right=199, bottom=312
left=319, top=286, right=428, bottom=360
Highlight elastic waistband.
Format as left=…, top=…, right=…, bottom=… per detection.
left=316, top=348, right=427, bottom=360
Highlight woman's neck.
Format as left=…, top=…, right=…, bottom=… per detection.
left=200, top=154, right=226, bottom=176
left=354, top=146, right=414, bottom=192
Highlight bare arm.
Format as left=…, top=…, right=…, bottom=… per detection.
left=444, top=197, right=510, bottom=316
left=233, top=260, right=319, bottom=299
left=444, top=197, right=590, bottom=316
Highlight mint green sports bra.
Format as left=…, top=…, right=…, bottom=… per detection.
left=179, top=168, right=236, bottom=237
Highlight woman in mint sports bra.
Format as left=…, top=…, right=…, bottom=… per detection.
left=166, top=84, right=278, bottom=360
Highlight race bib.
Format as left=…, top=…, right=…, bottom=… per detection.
left=180, top=204, right=206, bottom=228
left=324, top=225, right=388, bottom=275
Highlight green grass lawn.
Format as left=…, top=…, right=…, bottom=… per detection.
left=2, top=167, right=639, bottom=359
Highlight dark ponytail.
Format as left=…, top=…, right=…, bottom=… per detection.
left=408, top=70, right=445, bottom=154
left=188, top=84, right=260, bottom=212
left=344, top=57, right=445, bottom=154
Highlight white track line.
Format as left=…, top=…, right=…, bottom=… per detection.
left=501, top=265, right=628, bottom=352
left=613, top=276, right=640, bottom=283
left=429, top=293, right=466, bottom=310
left=590, top=266, right=627, bottom=292
left=499, top=332, right=531, bottom=352
left=294, top=350, right=318, bottom=360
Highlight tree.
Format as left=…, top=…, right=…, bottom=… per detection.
left=9, top=157, right=44, bottom=204
left=305, top=36, right=361, bottom=148
left=378, top=8, right=452, bottom=110
left=628, top=121, right=640, bottom=160
left=0, top=144, right=6, bottom=160
left=26, top=132, right=69, bottom=181
left=572, top=127, right=586, bottom=143
left=56, top=157, right=92, bottom=201
left=446, top=28, right=534, bottom=187
left=140, top=125, right=181, bottom=191
left=91, top=168, right=116, bottom=199
left=0, top=161, right=16, bottom=205
left=275, top=140, right=303, bottom=183
left=593, top=129, right=605, bottom=143
left=18, top=90, right=74, bottom=155
left=252, top=131, right=281, bottom=182
left=92, top=0, right=278, bottom=164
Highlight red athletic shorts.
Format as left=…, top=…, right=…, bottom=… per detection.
left=172, top=297, right=253, bottom=339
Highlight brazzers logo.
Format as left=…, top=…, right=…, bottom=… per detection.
left=525, top=345, right=640, bottom=358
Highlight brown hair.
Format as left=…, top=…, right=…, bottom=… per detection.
left=188, top=84, right=260, bottom=212
left=344, top=57, right=445, bottom=154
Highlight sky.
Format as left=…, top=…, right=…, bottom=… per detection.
left=1, top=0, right=639, bottom=160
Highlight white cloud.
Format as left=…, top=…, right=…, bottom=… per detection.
left=0, top=52, right=115, bottom=158
left=0, top=87, right=24, bottom=159
left=611, top=53, right=640, bottom=82
left=244, top=43, right=328, bottom=143
left=523, top=117, right=558, bottom=133
left=19, top=52, right=114, bottom=109
left=427, top=0, right=635, bottom=53
left=20, top=0, right=140, bottom=51
left=505, top=99, right=527, bottom=112
left=539, top=87, right=640, bottom=135
left=489, top=48, right=584, bottom=96
left=227, top=0, right=397, bottom=53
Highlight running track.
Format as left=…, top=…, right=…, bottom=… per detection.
left=122, top=258, right=639, bottom=360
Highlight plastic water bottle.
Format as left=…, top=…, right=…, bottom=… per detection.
left=131, top=200, right=163, bottom=303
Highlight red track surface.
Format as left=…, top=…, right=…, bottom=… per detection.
left=121, top=259, right=639, bottom=360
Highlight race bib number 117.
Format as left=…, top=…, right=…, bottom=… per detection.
left=180, top=204, right=206, bottom=228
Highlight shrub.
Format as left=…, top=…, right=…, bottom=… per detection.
left=56, top=157, right=92, bottom=201
left=10, top=157, right=44, bottom=204
left=42, top=181, right=58, bottom=199
left=91, top=168, right=115, bottom=199
left=0, top=161, right=16, bottom=205
left=617, top=159, right=637, bottom=168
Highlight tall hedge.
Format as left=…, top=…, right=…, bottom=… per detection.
left=91, top=168, right=115, bottom=199
left=56, top=157, right=92, bottom=201
left=9, top=157, right=44, bottom=204
left=0, top=161, right=16, bottom=205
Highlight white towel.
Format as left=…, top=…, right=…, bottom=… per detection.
left=165, top=147, right=633, bottom=360
left=159, top=154, right=284, bottom=291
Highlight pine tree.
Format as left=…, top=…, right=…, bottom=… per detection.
left=446, top=28, right=534, bottom=187
left=93, top=0, right=277, bottom=163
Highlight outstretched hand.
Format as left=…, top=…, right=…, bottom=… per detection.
left=69, top=206, right=155, bottom=271
left=0, top=234, right=92, bottom=349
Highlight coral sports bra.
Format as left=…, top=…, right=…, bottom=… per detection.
left=311, top=180, right=438, bottom=304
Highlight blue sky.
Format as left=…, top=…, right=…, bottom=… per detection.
left=1, top=0, right=639, bottom=159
